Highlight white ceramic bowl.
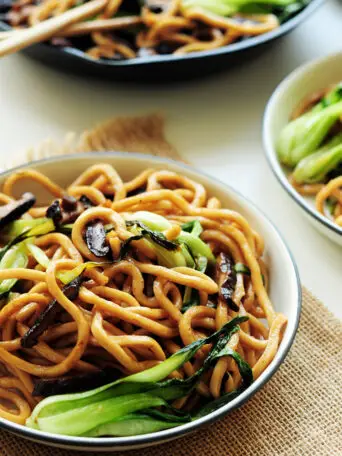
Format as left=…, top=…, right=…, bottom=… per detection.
left=263, top=52, right=342, bottom=246
left=0, top=153, right=301, bottom=451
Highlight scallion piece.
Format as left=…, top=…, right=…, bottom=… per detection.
left=234, top=263, right=251, bottom=275
left=0, top=245, right=28, bottom=300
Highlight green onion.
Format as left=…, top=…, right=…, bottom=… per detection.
left=24, top=239, right=110, bottom=285
left=177, top=231, right=215, bottom=264
left=181, top=219, right=210, bottom=313
left=234, top=263, right=251, bottom=275
left=26, top=242, right=50, bottom=270
left=180, top=244, right=195, bottom=268
left=126, top=211, right=172, bottom=231
left=181, top=220, right=203, bottom=237
left=4, top=218, right=51, bottom=240
left=56, top=261, right=111, bottom=285
left=0, top=245, right=28, bottom=300
left=126, top=212, right=214, bottom=266
left=195, top=348, right=253, bottom=418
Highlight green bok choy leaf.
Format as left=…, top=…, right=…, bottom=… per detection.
left=277, top=100, right=342, bottom=167
left=293, top=136, right=342, bottom=184
left=26, top=317, right=250, bottom=435
left=181, top=0, right=297, bottom=17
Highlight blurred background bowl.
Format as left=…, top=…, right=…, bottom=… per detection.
left=0, top=0, right=323, bottom=82
left=263, top=51, right=342, bottom=246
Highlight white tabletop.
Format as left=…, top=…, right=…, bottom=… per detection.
left=0, top=0, right=341, bottom=317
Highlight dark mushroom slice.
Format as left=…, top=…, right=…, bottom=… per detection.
left=85, top=221, right=110, bottom=257
left=21, top=276, right=83, bottom=349
left=46, top=200, right=63, bottom=226
left=0, top=192, right=36, bottom=231
left=79, top=195, right=93, bottom=209
left=215, top=253, right=239, bottom=312
left=47, top=195, right=94, bottom=227
left=61, top=194, right=78, bottom=212
left=32, top=367, right=121, bottom=397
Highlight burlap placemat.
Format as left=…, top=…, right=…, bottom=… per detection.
left=1, top=115, right=341, bottom=456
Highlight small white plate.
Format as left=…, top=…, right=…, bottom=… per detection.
left=263, top=52, right=342, bottom=246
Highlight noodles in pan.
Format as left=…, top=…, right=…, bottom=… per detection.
left=3, top=0, right=310, bottom=61
left=277, top=82, right=342, bottom=228
left=0, top=164, right=287, bottom=437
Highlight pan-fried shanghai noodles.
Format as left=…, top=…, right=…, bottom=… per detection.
left=0, top=164, right=287, bottom=437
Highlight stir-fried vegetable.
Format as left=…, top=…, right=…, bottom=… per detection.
left=126, top=212, right=215, bottom=270
left=293, top=138, right=342, bottom=184
left=0, top=244, right=28, bottom=300
left=277, top=101, right=342, bottom=167
left=126, top=211, right=171, bottom=231
left=234, top=263, right=251, bottom=275
left=37, top=393, right=168, bottom=436
left=26, top=317, right=251, bottom=436
left=320, top=83, right=342, bottom=108
left=3, top=217, right=53, bottom=241
left=180, top=220, right=203, bottom=237
left=195, top=347, right=253, bottom=417
left=180, top=220, right=209, bottom=312
left=126, top=220, right=179, bottom=251
left=177, top=230, right=215, bottom=263
left=26, top=241, right=50, bottom=270
left=85, top=413, right=181, bottom=437
left=124, top=220, right=185, bottom=268
left=181, top=0, right=298, bottom=17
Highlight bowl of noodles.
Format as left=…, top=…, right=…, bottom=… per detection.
left=0, top=152, right=300, bottom=451
left=263, top=52, right=342, bottom=246
left=0, top=0, right=323, bottom=81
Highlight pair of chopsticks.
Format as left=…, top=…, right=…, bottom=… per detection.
left=0, top=0, right=141, bottom=58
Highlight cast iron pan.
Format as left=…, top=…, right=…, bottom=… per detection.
left=0, top=0, right=324, bottom=82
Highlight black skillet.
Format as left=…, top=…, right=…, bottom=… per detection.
left=0, top=0, right=324, bottom=82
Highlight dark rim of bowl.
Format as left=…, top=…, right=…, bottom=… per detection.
left=0, top=0, right=324, bottom=68
left=0, top=152, right=302, bottom=449
left=262, top=54, right=342, bottom=239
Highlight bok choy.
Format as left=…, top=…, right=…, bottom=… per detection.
left=125, top=211, right=215, bottom=268
left=277, top=101, right=342, bottom=167
left=181, top=0, right=301, bottom=17
left=293, top=138, right=342, bottom=184
left=0, top=244, right=28, bottom=300
left=26, top=317, right=252, bottom=436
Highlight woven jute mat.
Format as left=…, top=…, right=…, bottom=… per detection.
left=1, top=115, right=341, bottom=456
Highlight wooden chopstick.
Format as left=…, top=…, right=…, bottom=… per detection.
left=0, top=16, right=142, bottom=41
left=61, top=16, right=142, bottom=37
left=0, top=0, right=108, bottom=58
